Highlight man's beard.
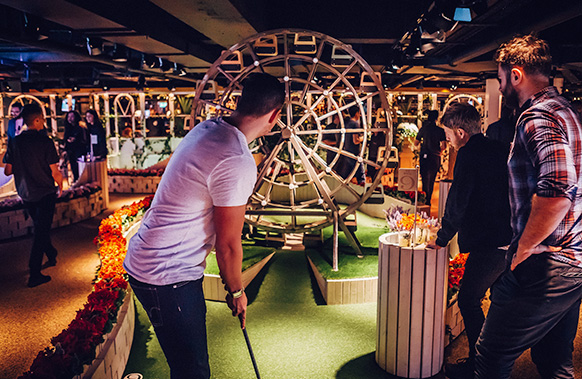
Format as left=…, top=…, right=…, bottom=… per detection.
left=502, top=74, right=520, bottom=109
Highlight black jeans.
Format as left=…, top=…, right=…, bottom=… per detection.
left=457, top=247, right=506, bottom=361
left=475, top=254, right=582, bottom=379
left=419, top=153, right=440, bottom=204
left=129, top=276, right=210, bottom=379
left=24, top=193, right=58, bottom=276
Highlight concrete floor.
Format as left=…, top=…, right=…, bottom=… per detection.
left=0, top=193, right=144, bottom=379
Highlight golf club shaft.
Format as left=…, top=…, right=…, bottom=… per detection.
left=242, top=327, right=261, bottom=379
left=239, top=314, right=261, bottom=379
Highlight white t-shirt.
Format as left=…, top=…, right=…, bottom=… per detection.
left=124, top=118, right=257, bottom=285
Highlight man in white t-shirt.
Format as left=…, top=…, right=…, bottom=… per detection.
left=124, top=73, right=284, bottom=379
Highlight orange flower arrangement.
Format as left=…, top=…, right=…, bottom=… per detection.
left=20, top=195, right=153, bottom=379
left=448, top=253, right=469, bottom=303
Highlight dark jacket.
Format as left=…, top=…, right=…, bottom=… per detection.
left=436, top=133, right=512, bottom=252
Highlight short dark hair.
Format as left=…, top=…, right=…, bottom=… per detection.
left=348, top=106, right=360, bottom=118
left=20, top=103, right=44, bottom=126
left=426, top=110, right=439, bottom=122
left=495, top=35, right=552, bottom=77
left=440, top=102, right=481, bottom=135
left=11, top=103, right=22, bottom=109
left=236, top=73, right=285, bottom=116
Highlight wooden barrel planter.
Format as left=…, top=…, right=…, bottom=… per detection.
left=376, top=232, right=448, bottom=378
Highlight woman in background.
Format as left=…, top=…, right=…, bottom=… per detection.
left=85, top=109, right=107, bottom=161
left=63, top=110, right=87, bottom=182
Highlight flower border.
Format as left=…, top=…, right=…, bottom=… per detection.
left=19, top=195, right=153, bottom=379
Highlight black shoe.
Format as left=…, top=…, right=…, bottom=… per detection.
left=28, top=274, right=52, bottom=288
left=444, top=357, right=474, bottom=379
left=44, top=258, right=57, bottom=268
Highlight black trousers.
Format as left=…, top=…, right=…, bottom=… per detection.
left=457, top=247, right=507, bottom=361
left=419, top=153, right=440, bottom=204
left=24, top=193, right=58, bottom=276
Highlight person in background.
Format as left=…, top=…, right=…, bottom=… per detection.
left=6, top=103, right=23, bottom=142
left=85, top=109, right=107, bottom=161
left=367, top=109, right=388, bottom=179
left=3, top=103, right=63, bottom=287
left=485, top=105, right=517, bottom=149
left=322, top=113, right=341, bottom=167
left=427, top=103, right=512, bottom=379
left=414, top=110, right=446, bottom=206
left=338, top=106, right=365, bottom=185
left=475, top=35, right=582, bottom=379
left=119, top=127, right=137, bottom=169
left=63, top=110, right=87, bottom=182
left=123, top=73, right=284, bottom=379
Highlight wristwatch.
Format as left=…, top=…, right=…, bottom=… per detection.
left=229, top=288, right=245, bottom=299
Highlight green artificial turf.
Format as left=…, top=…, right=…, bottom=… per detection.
left=124, top=250, right=390, bottom=379
left=123, top=210, right=394, bottom=378
left=307, top=209, right=390, bottom=280
left=204, top=244, right=276, bottom=275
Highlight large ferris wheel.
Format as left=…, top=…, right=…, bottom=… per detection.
left=193, top=29, right=393, bottom=257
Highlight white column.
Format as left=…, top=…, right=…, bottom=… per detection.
left=104, top=94, right=111, bottom=136
left=67, top=94, right=73, bottom=111
left=485, top=78, right=502, bottom=128
left=49, top=95, right=57, bottom=136
left=93, top=94, right=100, bottom=113
left=168, top=93, right=175, bottom=135
left=417, top=93, right=423, bottom=128
left=431, top=93, right=437, bottom=110
left=139, top=92, right=145, bottom=135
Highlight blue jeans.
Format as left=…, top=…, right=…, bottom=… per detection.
left=475, top=254, right=582, bottom=379
left=129, top=276, right=210, bottom=379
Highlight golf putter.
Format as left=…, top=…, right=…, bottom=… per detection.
left=239, top=314, right=261, bottom=379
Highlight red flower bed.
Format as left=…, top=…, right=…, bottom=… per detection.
left=20, top=196, right=153, bottom=379
left=448, top=252, right=469, bottom=303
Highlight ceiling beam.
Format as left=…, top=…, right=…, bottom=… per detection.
left=450, top=2, right=582, bottom=66
left=64, top=0, right=222, bottom=63
left=0, top=33, right=198, bottom=83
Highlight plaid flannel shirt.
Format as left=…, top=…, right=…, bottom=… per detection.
left=508, top=86, right=582, bottom=267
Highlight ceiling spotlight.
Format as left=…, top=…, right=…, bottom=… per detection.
left=73, top=86, right=79, bottom=91
left=103, top=85, right=109, bottom=91
left=453, top=7, right=472, bottom=22
left=86, top=38, right=103, bottom=56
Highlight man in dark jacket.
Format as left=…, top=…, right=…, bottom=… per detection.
left=428, top=102, right=512, bottom=379
left=415, top=110, right=446, bottom=205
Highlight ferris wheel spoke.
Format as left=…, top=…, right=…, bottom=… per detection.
left=298, top=92, right=326, bottom=116
left=289, top=135, right=338, bottom=212
left=254, top=141, right=284, bottom=193
left=216, top=67, right=244, bottom=90
left=326, top=60, right=358, bottom=93
left=298, top=38, right=326, bottom=101
left=245, top=43, right=266, bottom=74
left=295, top=129, right=320, bottom=136
left=262, top=161, right=283, bottom=205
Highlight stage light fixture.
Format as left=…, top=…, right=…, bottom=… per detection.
left=86, top=38, right=103, bottom=56
left=453, top=7, right=472, bottom=22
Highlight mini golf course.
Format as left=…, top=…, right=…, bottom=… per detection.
left=123, top=212, right=395, bottom=378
